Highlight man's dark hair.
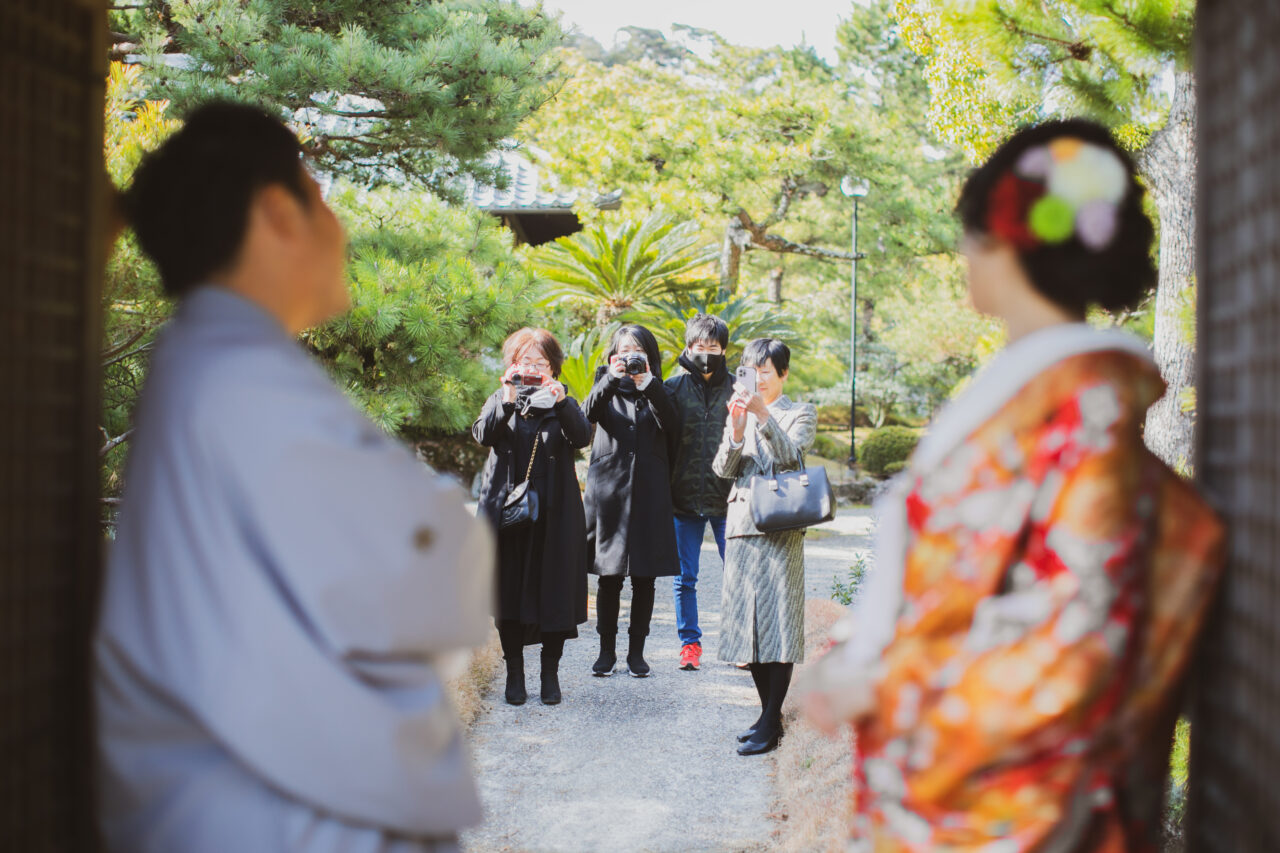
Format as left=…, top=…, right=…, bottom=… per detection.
left=955, top=118, right=1155, bottom=315
left=123, top=101, right=310, bottom=298
left=741, top=338, right=790, bottom=375
left=683, top=313, right=729, bottom=349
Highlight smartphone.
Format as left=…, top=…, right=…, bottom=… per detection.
left=735, top=365, right=758, bottom=394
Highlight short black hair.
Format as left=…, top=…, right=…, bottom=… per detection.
left=123, top=101, right=310, bottom=298
left=684, top=313, right=729, bottom=349
left=741, top=338, right=790, bottom=375
left=955, top=118, right=1155, bottom=315
left=606, top=324, right=665, bottom=381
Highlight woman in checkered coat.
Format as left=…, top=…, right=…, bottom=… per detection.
left=712, top=338, right=817, bottom=757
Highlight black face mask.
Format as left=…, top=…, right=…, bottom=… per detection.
left=688, top=352, right=726, bottom=375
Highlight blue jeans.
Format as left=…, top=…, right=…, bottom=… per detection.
left=672, top=513, right=727, bottom=646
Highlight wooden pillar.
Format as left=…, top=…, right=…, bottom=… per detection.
left=0, top=1, right=106, bottom=848
left=1189, top=3, right=1280, bottom=850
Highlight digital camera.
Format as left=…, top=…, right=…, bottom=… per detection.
left=622, top=353, right=648, bottom=375
left=510, top=368, right=544, bottom=387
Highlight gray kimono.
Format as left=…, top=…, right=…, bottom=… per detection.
left=95, top=286, right=493, bottom=853
left=711, top=395, right=818, bottom=663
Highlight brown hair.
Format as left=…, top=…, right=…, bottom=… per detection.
left=502, top=327, right=565, bottom=377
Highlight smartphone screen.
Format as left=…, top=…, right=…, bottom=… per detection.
left=735, top=365, right=758, bottom=394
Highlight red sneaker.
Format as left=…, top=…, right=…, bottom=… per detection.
left=679, top=642, right=702, bottom=671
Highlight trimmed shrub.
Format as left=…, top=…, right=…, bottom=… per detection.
left=858, top=426, right=918, bottom=477
left=810, top=432, right=851, bottom=461
left=883, top=460, right=907, bottom=476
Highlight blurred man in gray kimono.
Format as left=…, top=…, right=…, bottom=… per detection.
left=95, top=102, right=493, bottom=853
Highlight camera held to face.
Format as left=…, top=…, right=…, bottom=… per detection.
left=509, top=368, right=544, bottom=387
left=621, top=353, right=648, bottom=376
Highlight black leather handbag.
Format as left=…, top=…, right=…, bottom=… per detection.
left=749, top=463, right=836, bottom=533
left=500, top=435, right=541, bottom=530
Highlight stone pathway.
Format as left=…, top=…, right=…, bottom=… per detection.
left=461, top=508, right=873, bottom=853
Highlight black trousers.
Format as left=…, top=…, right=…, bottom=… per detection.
left=595, top=575, right=655, bottom=638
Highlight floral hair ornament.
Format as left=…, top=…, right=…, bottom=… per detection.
left=985, top=137, right=1129, bottom=251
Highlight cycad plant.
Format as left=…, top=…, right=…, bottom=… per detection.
left=558, top=321, right=622, bottom=402
left=632, top=290, right=796, bottom=376
left=534, top=211, right=717, bottom=324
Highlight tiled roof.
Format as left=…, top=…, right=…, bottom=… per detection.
left=465, top=149, right=620, bottom=212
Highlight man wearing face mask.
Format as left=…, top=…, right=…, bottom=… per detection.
left=664, top=314, right=735, bottom=671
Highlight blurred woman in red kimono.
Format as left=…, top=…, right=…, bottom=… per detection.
left=801, top=119, right=1225, bottom=852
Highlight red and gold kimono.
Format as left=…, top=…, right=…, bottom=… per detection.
left=815, top=325, right=1225, bottom=852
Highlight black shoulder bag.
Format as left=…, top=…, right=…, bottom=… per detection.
left=501, top=434, right=541, bottom=529
left=749, top=451, right=835, bottom=533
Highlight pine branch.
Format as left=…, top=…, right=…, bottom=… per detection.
left=102, top=339, right=154, bottom=369
left=100, top=427, right=135, bottom=458
left=101, top=326, right=148, bottom=362
left=736, top=210, right=866, bottom=262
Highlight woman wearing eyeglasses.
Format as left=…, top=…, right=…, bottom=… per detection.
left=474, top=328, right=591, bottom=707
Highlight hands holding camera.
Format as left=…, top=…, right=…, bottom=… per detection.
left=501, top=364, right=565, bottom=405
left=608, top=353, right=652, bottom=388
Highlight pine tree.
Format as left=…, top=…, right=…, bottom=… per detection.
left=306, top=184, right=539, bottom=440
left=114, top=0, right=564, bottom=196
left=894, top=0, right=1198, bottom=470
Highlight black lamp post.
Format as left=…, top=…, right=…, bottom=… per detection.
left=840, top=176, right=869, bottom=469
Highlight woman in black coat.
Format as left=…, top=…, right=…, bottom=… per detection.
left=474, top=328, right=591, bottom=706
left=582, top=324, right=681, bottom=678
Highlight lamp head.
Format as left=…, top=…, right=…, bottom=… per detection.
left=840, top=176, right=870, bottom=198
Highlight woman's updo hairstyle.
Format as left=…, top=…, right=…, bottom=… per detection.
left=955, top=118, right=1155, bottom=315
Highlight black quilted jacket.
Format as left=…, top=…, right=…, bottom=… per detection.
left=665, top=353, right=736, bottom=517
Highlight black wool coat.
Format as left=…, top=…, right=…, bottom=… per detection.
left=582, top=369, right=681, bottom=578
left=474, top=391, right=591, bottom=638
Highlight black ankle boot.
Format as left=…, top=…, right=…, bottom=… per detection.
left=541, top=649, right=562, bottom=705
left=592, top=635, right=617, bottom=676
left=504, top=659, right=527, bottom=706
left=626, top=634, right=650, bottom=678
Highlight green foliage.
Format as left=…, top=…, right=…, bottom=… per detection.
left=305, top=184, right=537, bottom=436
left=558, top=321, right=621, bottom=402
left=101, top=62, right=182, bottom=516
left=859, top=425, right=919, bottom=477
left=1165, top=717, right=1190, bottom=847
left=883, top=460, right=907, bottom=476
left=831, top=554, right=869, bottom=606
left=815, top=403, right=851, bottom=431
left=631, top=290, right=796, bottom=377
left=522, top=0, right=986, bottom=414
left=533, top=211, right=716, bottom=324
left=894, top=0, right=1193, bottom=160
left=120, top=0, right=564, bottom=195
left=811, top=432, right=851, bottom=462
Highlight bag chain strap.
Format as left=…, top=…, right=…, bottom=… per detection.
left=522, top=435, right=541, bottom=484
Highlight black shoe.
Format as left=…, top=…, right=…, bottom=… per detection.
left=737, top=721, right=782, bottom=743
left=540, top=670, right=562, bottom=705
left=592, top=644, right=617, bottom=677
left=626, top=635, right=650, bottom=678
left=504, top=668, right=527, bottom=706
left=737, top=730, right=782, bottom=756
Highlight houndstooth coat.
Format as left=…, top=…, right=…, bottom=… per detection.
left=711, top=395, right=817, bottom=663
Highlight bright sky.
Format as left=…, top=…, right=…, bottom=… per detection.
left=525, top=0, right=860, bottom=62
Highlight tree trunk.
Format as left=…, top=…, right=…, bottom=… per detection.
left=1138, top=69, right=1197, bottom=472
left=767, top=265, right=784, bottom=304
left=718, top=219, right=749, bottom=296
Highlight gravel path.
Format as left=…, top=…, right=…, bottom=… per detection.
left=461, top=508, right=874, bottom=853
